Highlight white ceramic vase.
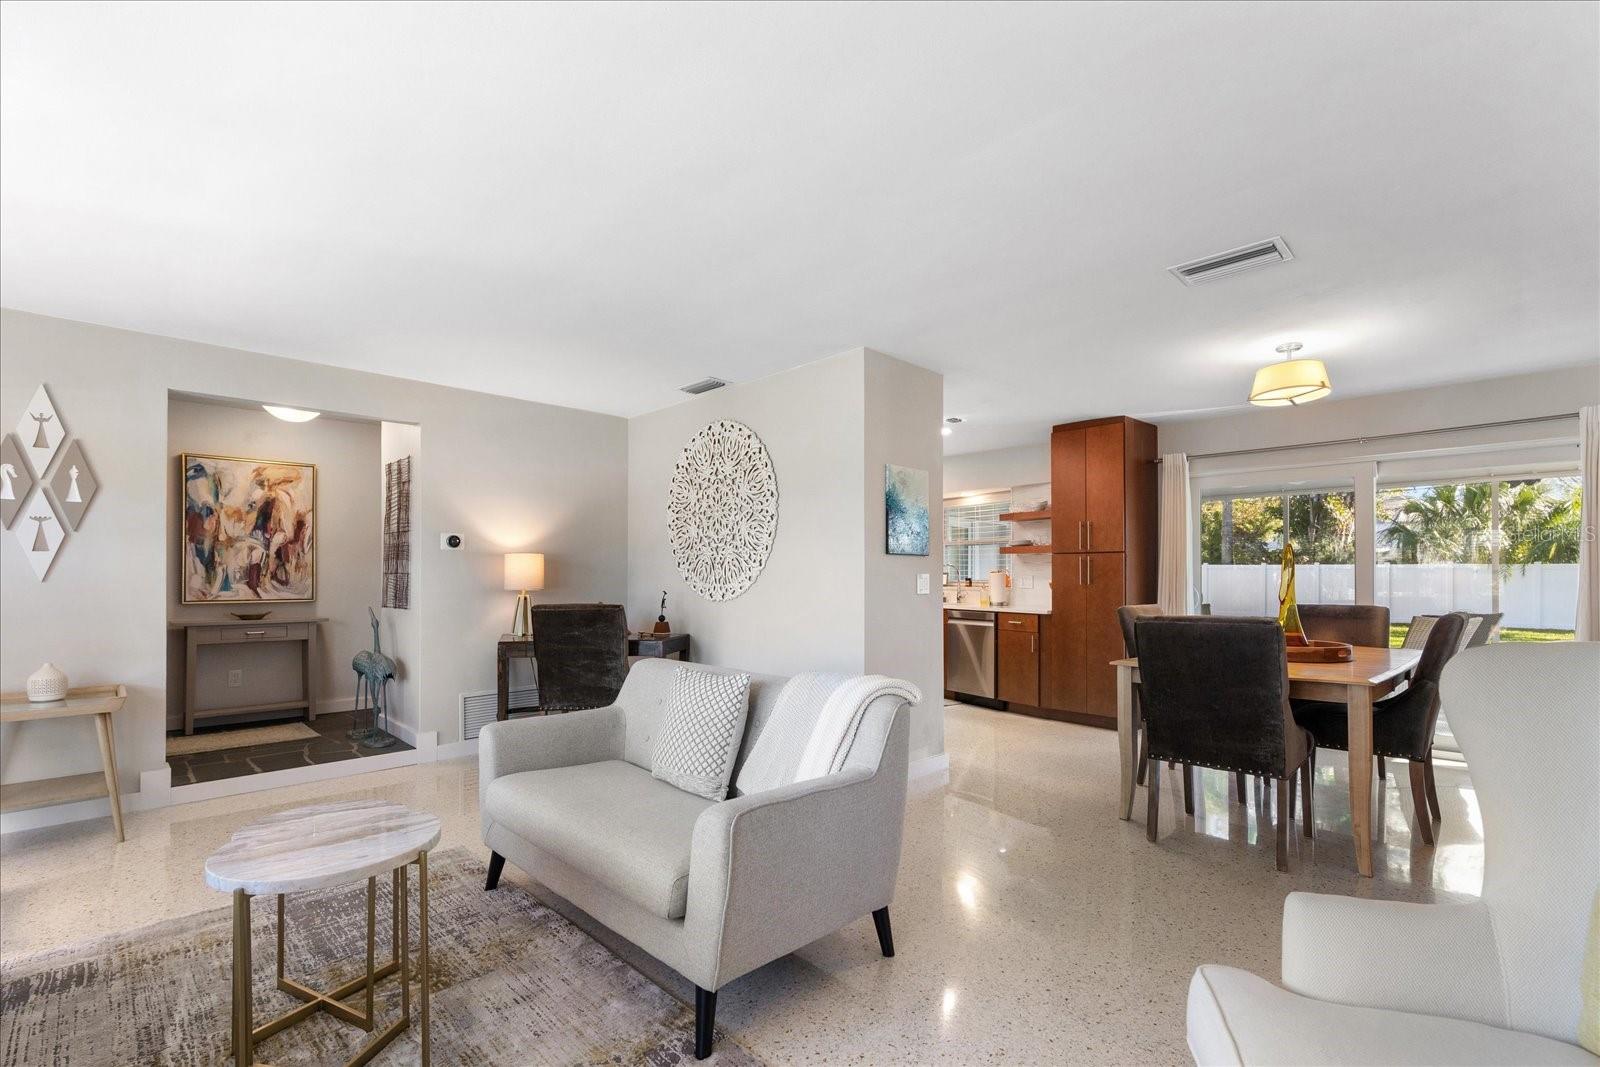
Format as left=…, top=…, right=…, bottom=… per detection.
left=26, top=662, right=68, bottom=703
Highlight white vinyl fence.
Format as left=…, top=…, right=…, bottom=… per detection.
left=1200, top=563, right=1579, bottom=630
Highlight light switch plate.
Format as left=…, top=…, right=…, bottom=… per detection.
left=228, top=669, right=243, bottom=688
left=916, top=573, right=930, bottom=594
left=1020, top=575, right=1034, bottom=589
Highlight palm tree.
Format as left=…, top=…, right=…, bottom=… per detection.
left=1379, top=479, right=1582, bottom=611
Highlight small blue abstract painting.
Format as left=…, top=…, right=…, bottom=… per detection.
left=884, top=464, right=930, bottom=556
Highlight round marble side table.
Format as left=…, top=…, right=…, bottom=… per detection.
left=204, top=799, right=441, bottom=1066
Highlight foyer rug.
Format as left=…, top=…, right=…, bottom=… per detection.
left=166, top=722, right=319, bottom=757
left=0, top=848, right=763, bottom=1066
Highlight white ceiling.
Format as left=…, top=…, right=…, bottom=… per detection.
left=3, top=2, right=1595, bottom=454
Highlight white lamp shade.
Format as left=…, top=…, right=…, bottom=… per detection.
left=503, top=552, right=545, bottom=591
left=1249, top=358, right=1332, bottom=406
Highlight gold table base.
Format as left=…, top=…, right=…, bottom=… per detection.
left=231, top=850, right=430, bottom=1066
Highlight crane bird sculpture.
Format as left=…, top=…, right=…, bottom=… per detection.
left=350, top=607, right=399, bottom=747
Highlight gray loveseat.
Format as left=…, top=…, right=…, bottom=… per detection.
left=479, top=658, right=913, bottom=1059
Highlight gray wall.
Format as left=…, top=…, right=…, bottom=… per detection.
left=863, top=352, right=945, bottom=761
left=165, top=397, right=382, bottom=730
left=942, top=442, right=1050, bottom=497
left=626, top=348, right=947, bottom=763
left=0, top=309, right=628, bottom=792
left=627, top=351, right=868, bottom=680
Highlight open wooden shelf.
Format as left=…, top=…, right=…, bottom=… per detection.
left=998, top=510, right=1052, bottom=522
left=1, top=772, right=109, bottom=814
left=999, top=544, right=1053, bottom=555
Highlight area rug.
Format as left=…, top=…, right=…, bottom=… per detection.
left=0, top=847, right=763, bottom=1065
left=166, top=722, right=320, bottom=757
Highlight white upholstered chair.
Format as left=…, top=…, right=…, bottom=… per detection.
left=1187, top=641, right=1600, bottom=1065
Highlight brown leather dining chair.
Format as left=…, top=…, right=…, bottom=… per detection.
left=1298, top=603, right=1390, bottom=649
left=1292, top=611, right=1467, bottom=846
left=1134, top=616, right=1315, bottom=872
left=1295, top=602, right=1393, bottom=776
left=529, top=603, right=629, bottom=712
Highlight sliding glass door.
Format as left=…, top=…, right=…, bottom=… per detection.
left=1376, top=475, right=1581, bottom=642
left=1199, top=487, right=1356, bottom=615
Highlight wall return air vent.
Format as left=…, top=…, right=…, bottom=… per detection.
left=1167, top=236, right=1294, bottom=286
left=680, top=377, right=729, bottom=395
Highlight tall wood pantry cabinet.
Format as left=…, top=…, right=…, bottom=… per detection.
left=1040, top=416, right=1158, bottom=723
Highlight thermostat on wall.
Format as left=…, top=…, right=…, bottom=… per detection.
left=440, top=533, right=464, bottom=550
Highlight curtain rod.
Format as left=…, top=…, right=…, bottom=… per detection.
left=1160, top=411, right=1580, bottom=464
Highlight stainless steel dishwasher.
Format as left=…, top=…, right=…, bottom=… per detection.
left=944, top=609, right=996, bottom=701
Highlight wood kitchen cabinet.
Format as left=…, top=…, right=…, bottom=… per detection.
left=996, top=613, right=1039, bottom=706
left=1042, top=416, right=1158, bottom=723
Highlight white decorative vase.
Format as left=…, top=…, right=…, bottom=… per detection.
left=26, top=662, right=68, bottom=703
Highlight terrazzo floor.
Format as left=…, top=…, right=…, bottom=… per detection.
left=0, top=701, right=1482, bottom=1064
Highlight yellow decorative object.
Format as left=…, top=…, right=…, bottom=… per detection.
left=1277, top=541, right=1307, bottom=646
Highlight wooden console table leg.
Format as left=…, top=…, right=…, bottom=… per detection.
left=305, top=627, right=320, bottom=725
left=93, top=711, right=125, bottom=843
left=496, top=647, right=510, bottom=722
left=185, top=628, right=199, bottom=735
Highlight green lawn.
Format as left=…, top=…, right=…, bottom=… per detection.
left=1387, top=622, right=1574, bottom=648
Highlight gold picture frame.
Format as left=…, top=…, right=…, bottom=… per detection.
left=180, top=451, right=317, bottom=605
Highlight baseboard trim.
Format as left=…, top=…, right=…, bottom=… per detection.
left=908, top=752, right=950, bottom=782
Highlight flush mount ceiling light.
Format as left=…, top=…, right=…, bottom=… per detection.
left=263, top=404, right=320, bottom=422
left=1248, top=342, right=1332, bottom=407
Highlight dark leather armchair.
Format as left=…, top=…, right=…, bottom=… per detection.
left=1293, top=612, right=1466, bottom=845
left=1297, top=603, right=1390, bottom=648
left=1134, top=616, right=1315, bottom=871
left=529, top=604, right=629, bottom=712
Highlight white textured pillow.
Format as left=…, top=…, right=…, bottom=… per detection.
left=650, top=668, right=752, bottom=800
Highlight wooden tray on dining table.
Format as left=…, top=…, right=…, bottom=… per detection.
left=1284, top=638, right=1354, bottom=663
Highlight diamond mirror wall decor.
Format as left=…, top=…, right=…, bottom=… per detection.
left=0, top=432, right=32, bottom=528
left=15, top=384, right=66, bottom=476
left=48, top=439, right=98, bottom=529
left=12, top=485, right=65, bottom=580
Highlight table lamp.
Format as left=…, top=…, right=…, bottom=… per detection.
left=503, top=552, right=545, bottom=638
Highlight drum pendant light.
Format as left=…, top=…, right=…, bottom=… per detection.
left=1249, top=342, right=1332, bottom=407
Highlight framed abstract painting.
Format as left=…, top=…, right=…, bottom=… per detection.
left=181, top=452, right=316, bottom=604
left=884, top=463, right=930, bottom=556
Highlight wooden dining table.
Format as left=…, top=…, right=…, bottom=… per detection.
left=1112, top=645, right=1422, bottom=877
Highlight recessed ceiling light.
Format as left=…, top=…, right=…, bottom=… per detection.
left=941, top=426, right=953, bottom=437
left=263, top=404, right=320, bottom=422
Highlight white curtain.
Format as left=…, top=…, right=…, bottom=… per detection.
left=1577, top=405, right=1599, bottom=641
left=1157, top=452, right=1192, bottom=614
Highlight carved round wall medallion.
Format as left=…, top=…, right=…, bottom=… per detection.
left=668, top=420, right=778, bottom=601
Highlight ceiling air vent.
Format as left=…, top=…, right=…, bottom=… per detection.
left=680, top=377, right=729, bottom=395
left=1167, top=236, right=1293, bottom=286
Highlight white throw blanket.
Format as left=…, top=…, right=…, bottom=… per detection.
left=734, top=672, right=923, bottom=795
left=794, top=674, right=922, bottom=782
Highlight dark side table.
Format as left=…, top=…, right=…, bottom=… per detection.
left=497, top=636, right=536, bottom=722
left=629, top=632, right=691, bottom=661
left=498, top=632, right=692, bottom=723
